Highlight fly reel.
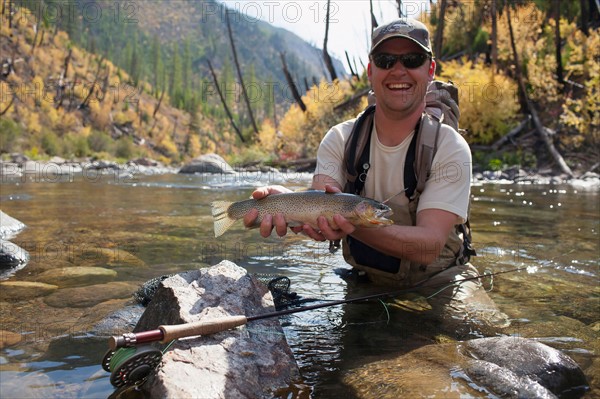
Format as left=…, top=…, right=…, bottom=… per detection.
left=102, top=346, right=162, bottom=388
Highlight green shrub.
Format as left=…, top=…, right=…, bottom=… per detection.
left=41, top=131, right=60, bottom=156
left=64, top=134, right=91, bottom=158
left=115, top=137, right=135, bottom=159
left=0, top=119, right=23, bottom=153
left=88, top=130, right=114, bottom=153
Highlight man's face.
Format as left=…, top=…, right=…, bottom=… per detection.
left=367, top=38, right=435, bottom=119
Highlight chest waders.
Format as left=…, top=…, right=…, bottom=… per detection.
left=342, top=105, right=476, bottom=287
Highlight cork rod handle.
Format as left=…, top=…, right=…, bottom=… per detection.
left=159, top=315, right=248, bottom=342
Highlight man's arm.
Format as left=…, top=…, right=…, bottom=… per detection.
left=345, top=208, right=456, bottom=265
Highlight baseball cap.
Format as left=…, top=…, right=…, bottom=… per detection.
left=370, top=18, right=432, bottom=55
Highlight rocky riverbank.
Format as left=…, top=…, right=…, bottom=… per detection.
left=2, top=153, right=599, bottom=189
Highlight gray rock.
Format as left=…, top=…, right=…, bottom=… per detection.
left=0, top=239, right=29, bottom=275
left=0, top=162, right=22, bottom=178
left=179, top=153, right=235, bottom=174
left=135, top=261, right=300, bottom=398
left=0, top=210, right=26, bottom=240
left=464, top=336, right=588, bottom=397
left=465, top=359, right=557, bottom=398
left=342, top=336, right=588, bottom=399
left=36, top=266, right=117, bottom=287
left=43, top=281, right=137, bottom=308
left=0, top=281, right=58, bottom=300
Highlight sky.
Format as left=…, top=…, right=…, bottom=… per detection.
left=219, top=1, right=432, bottom=73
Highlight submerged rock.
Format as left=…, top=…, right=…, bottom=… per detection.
left=464, top=337, right=588, bottom=398
left=178, top=153, right=235, bottom=174
left=36, top=266, right=117, bottom=287
left=0, top=330, right=23, bottom=349
left=343, top=336, right=588, bottom=399
left=0, top=281, right=58, bottom=300
left=43, top=281, right=137, bottom=308
left=69, top=247, right=146, bottom=268
left=134, top=260, right=300, bottom=399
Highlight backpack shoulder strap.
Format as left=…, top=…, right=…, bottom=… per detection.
left=343, top=105, right=375, bottom=194
left=407, top=113, right=442, bottom=199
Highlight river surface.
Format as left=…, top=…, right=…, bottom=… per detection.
left=0, top=170, right=598, bottom=398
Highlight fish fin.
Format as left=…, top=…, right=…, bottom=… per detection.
left=211, top=201, right=236, bottom=237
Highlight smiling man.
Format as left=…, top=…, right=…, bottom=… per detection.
left=245, top=18, right=510, bottom=335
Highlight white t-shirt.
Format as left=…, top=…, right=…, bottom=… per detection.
left=315, top=117, right=472, bottom=224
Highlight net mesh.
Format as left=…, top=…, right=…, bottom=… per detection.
left=134, top=273, right=303, bottom=310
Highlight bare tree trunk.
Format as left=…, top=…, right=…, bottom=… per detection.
left=272, top=100, right=278, bottom=130
left=345, top=51, right=359, bottom=81
left=491, top=0, right=498, bottom=71
left=396, top=0, right=403, bottom=17
left=153, top=89, right=165, bottom=118
left=280, top=52, right=306, bottom=112
left=77, top=80, right=97, bottom=109
left=323, top=0, right=338, bottom=82
left=0, top=94, right=14, bottom=116
left=433, top=0, right=447, bottom=59
left=225, top=12, right=259, bottom=138
left=207, top=59, right=245, bottom=143
left=148, top=89, right=165, bottom=137
left=30, top=13, right=41, bottom=58
left=303, top=77, right=310, bottom=92
left=370, top=0, right=378, bottom=31
left=579, top=0, right=589, bottom=34
left=506, top=6, right=574, bottom=177
left=553, top=0, right=564, bottom=86
left=55, top=49, right=72, bottom=109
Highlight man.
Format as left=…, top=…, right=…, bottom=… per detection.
left=244, top=18, right=509, bottom=334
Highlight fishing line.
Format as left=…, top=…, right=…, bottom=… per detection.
left=381, top=188, right=408, bottom=205
left=378, top=299, right=391, bottom=325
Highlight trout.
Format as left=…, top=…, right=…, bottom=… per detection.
left=211, top=191, right=394, bottom=237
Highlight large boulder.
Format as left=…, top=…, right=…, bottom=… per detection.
left=343, top=336, right=588, bottom=399
left=0, top=211, right=29, bottom=276
left=135, top=261, right=300, bottom=398
left=0, top=211, right=26, bottom=239
left=0, top=239, right=29, bottom=276
left=178, top=153, right=235, bottom=174
left=463, top=337, right=589, bottom=398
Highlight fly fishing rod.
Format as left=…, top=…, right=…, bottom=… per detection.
left=103, top=266, right=528, bottom=388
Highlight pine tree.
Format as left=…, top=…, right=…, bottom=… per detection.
left=170, top=43, right=183, bottom=108
left=151, top=34, right=164, bottom=96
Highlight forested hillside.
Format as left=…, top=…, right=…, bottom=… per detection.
left=0, top=0, right=346, bottom=164
left=1, top=1, right=598, bottom=175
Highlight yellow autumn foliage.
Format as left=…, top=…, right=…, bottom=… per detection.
left=277, top=80, right=364, bottom=159
left=438, top=59, right=520, bottom=144
left=561, top=28, right=600, bottom=146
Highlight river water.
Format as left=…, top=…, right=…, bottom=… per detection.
left=0, top=170, right=598, bottom=398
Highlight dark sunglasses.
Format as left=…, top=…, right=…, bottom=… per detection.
left=371, top=52, right=430, bottom=70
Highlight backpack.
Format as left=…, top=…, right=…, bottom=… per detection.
left=342, top=80, right=476, bottom=263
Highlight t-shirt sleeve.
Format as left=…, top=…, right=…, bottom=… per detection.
left=417, top=125, right=472, bottom=223
left=315, top=119, right=355, bottom=187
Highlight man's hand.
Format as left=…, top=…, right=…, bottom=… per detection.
left=243, top=185, right=292, bottom=238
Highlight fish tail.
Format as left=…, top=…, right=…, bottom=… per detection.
left=211, top=201, right=236, bottom=237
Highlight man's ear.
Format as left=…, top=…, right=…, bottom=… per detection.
left=367, top=62, right=372, bottom=80
left=429, top=59, right=436, bottom=81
